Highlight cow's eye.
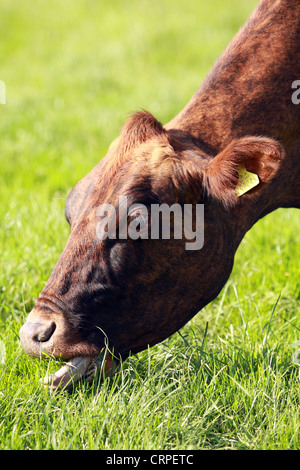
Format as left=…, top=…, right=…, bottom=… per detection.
left=128, top=204, right=149, bottom=235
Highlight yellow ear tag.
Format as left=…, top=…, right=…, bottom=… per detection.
left=235, top=165, right=260, bottom=197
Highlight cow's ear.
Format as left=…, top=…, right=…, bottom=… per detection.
left=204, top=136, right=285, bottom=208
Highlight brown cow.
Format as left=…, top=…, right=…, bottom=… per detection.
left=20, top=0, right=300, bottom=390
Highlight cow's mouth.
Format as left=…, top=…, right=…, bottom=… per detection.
left=19, top=308, right=117, bottom=391
left=41, top=353, right=117, bottom=392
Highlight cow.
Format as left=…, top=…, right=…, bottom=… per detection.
left=20, top=0, right=300, bottom=391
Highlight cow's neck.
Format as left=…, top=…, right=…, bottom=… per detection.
left=166, top=0, right=300, bottom=229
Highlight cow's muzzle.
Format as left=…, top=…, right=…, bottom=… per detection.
left=19, top=308, right=118, bottom=391
left=19, top=308, right=106, bottom=360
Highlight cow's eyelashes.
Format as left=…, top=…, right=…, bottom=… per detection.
left=127, top=208, right=150, bottom=233
left=127, top=204, right=148, bottom=218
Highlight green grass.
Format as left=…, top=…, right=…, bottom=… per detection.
left=0, top=0, right=299, bottom=450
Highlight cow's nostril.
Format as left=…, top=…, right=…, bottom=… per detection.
left=34, top=322, right=56, bottom=342
left=19, top=319, right=57, bottom=357
left=20, top=321, right=56, bottom=343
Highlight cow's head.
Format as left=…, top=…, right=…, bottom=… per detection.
left=19, top=111, right=284, bottom=389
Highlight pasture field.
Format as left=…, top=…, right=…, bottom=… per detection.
left=0, top=0, right=299, bottom=451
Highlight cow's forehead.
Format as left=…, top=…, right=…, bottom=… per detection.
left=104, top=137, right=173, bottom=174
left=95, top=139, right=175, bottom=192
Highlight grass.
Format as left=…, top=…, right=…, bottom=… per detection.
left=0, top=0, right=299, bottom=450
